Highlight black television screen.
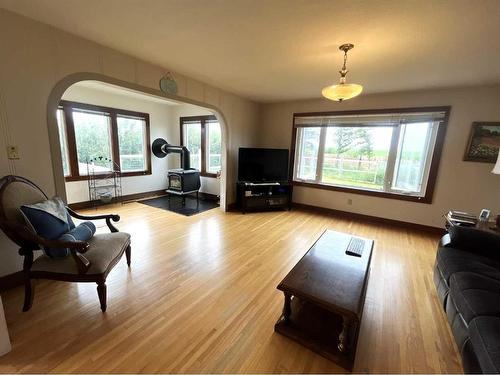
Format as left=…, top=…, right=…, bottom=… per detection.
left=238, top=148, right=289, bottom=182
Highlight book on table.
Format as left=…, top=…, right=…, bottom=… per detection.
left=446, top=211, right=477, bottom=226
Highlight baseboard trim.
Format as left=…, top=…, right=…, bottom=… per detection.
left=122, top=189, right=169, bottom=203
left=292, top=202, right=445, bottom=235
left=0, top=271, right=23, bottom=293
left=68, top=189, right=169, bottom=210
left=68, top=190, right=220, bottom=210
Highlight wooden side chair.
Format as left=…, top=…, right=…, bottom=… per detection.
left=0, top=175, right=131, bottom=312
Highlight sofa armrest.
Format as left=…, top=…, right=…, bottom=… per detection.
left=448, top=225, right=500, bottom=259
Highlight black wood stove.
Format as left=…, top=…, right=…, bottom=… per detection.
left=152, top=138, right=201, bottom=204
left=167, top=168, right=201, bottom=197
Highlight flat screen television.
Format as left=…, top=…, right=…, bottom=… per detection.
left=238, top=147, right=289, bottom=182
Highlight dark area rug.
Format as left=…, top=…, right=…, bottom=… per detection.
left=139, top=195, right=219, bottom=216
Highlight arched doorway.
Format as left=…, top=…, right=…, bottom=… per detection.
left=46, top=73, right=229, bottom=211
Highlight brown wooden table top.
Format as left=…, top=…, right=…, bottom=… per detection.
left=278, top=229, right=373, bottom=319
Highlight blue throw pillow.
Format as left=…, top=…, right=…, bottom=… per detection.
left=20, top=197, right=74, bottom=238
left=20, top=197, right=76, bottom=257
left=49, top=222, right=96, bottom=258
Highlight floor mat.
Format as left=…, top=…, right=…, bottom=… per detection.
left=138, top=195, right=219, bottom=216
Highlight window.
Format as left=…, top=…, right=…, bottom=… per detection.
left=292, top=107, right=450, bottom=203
left=117, top=115, right=148, bottom=172
left=56, top=100, right=151, bottom=181
left=72, top=109, right=113, bottom=175
left=180, top=115, right=221, bottom=177
left=206, top=120, right=222, bottom=174
left=183, top=119, right=202, bottom=171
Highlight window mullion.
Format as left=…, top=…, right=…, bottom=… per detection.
left=63, top=106, right=79, bottom=178
left=200, top=119, right=207, bottom=174
left=383, top=125, right=401, bottom=192
left=417, top=121, right=439, bottom=195
left=316, top=127, right=327, bottom=183
left=293, top=128, right=303, bottom=181
left=110, top=111, right=120, bottom=172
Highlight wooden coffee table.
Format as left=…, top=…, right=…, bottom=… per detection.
left=274, top=229, right=374, bottom=371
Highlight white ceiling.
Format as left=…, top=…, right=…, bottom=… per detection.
left=2, top=0, right=500, bottom=102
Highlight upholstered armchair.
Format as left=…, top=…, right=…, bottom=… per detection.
left=0, top=175, right=131, bottom=312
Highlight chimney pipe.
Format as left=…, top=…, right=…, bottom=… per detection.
left=151, top=138, right=191, bottom=170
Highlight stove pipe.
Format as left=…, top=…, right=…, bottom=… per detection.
left=152, top=138, right=191, bottom=170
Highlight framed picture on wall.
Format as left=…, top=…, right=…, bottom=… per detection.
left=464, top=122, right=500, bottom=163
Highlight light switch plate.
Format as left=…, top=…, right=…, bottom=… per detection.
left=6, top=146, right=19, bottom=160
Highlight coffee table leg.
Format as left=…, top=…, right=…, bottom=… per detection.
left=283, top=292, right=292, bottom=323
left=338, top=317, right=351, bottom=353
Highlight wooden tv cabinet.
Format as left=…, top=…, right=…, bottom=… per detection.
left=236, top=181, right=292, bottom=214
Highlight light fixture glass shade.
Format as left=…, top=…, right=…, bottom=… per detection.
left=492, top=152, right=500, bottom=174
left=322, top=83, right=363, bottom=102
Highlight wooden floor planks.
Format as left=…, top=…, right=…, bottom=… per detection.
left=0, top=203, right=462, bottom=373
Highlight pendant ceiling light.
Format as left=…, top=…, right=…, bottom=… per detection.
left=322, top=43, right=363, bottom=102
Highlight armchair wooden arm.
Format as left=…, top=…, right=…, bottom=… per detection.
left=66, top=207, right=120, bottom=233
left=26, top=227, right=91, bottom=274
left=1, top=219, right=91, bottom=274
left=31, top=235, right=91, bottom=274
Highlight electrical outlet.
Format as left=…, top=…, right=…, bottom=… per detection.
left=6, top=146, right=19, bottom=160
left=347, top=198, right=353, bottom=205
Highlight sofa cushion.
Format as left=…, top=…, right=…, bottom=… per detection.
left=436, top=247, right=500, bottom=284
left=449, top=272, right=500, bottom=323
left=31, top=232, right=130, bottom=275
left=469, top=316, right=500, bottom=373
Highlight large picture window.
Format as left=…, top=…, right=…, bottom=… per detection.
left=292, top=107, right=450, bottom=203
left=56, top=100, right=151, bottom=181
left=180, top=115, right=221, bottom=177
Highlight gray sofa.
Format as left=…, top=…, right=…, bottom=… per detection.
left=434, top=227, right=500, bottom=373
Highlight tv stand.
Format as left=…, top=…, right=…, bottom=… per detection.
left=236, top=181, right=292, bottom=214
left=244, top=182, right=280, bottom=186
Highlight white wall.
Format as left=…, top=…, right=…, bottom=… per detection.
left=0, top=9, right=259, bottom=276
left=259, top=85, right=500, bottom=228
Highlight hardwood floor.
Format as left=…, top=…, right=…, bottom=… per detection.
left=0, top=203, right=461, bottom=373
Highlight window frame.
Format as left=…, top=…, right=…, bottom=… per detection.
left=290, top=106, right=451, bottom=204
left=179, top=115, right=220, bottom=178
left=56, top=107, right=71, bottom=177
left=59, top=100, right=152, bottom=182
